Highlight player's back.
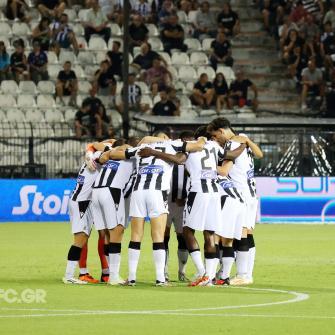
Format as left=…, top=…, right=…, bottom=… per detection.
left=185, top=141, right=224, bottom=193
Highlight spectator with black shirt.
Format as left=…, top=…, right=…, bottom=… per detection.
left=129, top=15, right=149, bottom=51
left=213, top=72, right=229, bottom=112
left=107, top=41, right=123, bottom=78
left=56, top=61, right=78, bottom=106
left=190, top=73, right=215, bottom=108
left=32, top=17, right=52, bottom=51
left=229, top=69, right=258, bottom=110
left=10, top=40, right=29, bottom=82
left=321, top=21, right=335, bottom=70
left=94, top=60, right=117, bottom=100
left=37, top=0, right=65, bottom=19
left=0, top=41, right=11, bottom=82
left=210, top=31, right=234, bottom=70
left=28, top=41, right=49, bottom=83
left=5, top=0, right=30, bottom=22
left=287, top=45, right=309, bottom=82
left=152, top=88, right=179, bottom=116
left=75, top=100, right=103, bottom=138
left=217, top=2, right=240, bottom=36
left=161, top=14, right=187, bottom=54
left=282, top=29, right=305, bottom=63
left=132, top=42, right=165, bottom=72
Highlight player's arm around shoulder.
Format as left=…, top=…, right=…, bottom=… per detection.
left=231, top=134, right=263, bottom=159
left=217, top=160, right=234, bottom=177
left=184, top=136, right=207, bottom=152
left=225, top=142, right=247, bottom=161
left=138, top=147, right=187, bottom=165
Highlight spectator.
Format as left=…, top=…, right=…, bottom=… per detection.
left=107, top=41, right=123, bottom=77
left=260, top=0, right=277, bottom=33
left=279, top=15, right=299, bottom=51
left=133, top=0, right=153, bottom=22
left=94, top=60, right=117, bottom=98
left=0, top=41, right=11, bottom=82
left=5, top=0, right=30, bottom=22
left=99, top=0, right=114, bottom=20
left=144, top=58, right=172, bottom=94
left=37, top=0, right=65, bottom=18
left=158, top=0, right=175, bottom=26
left=75, top=100, right=103, bottom=138
left=84, top=0, right=111, bottom=43
left=152, top=88, right=179, bottom=116
left=28, top=41, right=49, bottom=83
left=300, top=14, right=320, bottom=56
left=209, top=31, right=234, bottom=70
left=32, top=17, right=52, bottom=51
left=132, top=42, right=165, bottom=71
left=282, top=29, right=305, bottom=63
left=213, top=72, right=229, bottom=112
left=161, top=14, right=187, bottom=53
left=56, top=61, right=78, bottom=106
left=323, top=2, right=335, bottom=30
left=129, top=15, right=149, bottom=50
left=110, top=0, right=125, bottom=26
left=52, top=14, right=79, bottom=53
left=167, top=86, right=180, bottom=114
left=193, top=1, right=217, bottom=39
left=321, top=21, right=335, bottom=70
left=229, top=69, right=258, bottom=110
left=301, top=59, right=324, bottom=111
left=287, top=45, right=309, bottom=82
left=190, top=73, right=215, bottom=108
left=10, top=40, right=29, bottom=82
left=217, top=2, right=240, bottom=36
left=290, top=1, right=308, bottom=25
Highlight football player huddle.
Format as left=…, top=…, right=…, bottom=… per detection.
left=63, top=117, right=263, bottom=287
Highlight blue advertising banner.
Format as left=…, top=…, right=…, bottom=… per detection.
left=0, top=177, right=334, bottom=223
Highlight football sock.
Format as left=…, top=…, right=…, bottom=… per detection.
left=189, top=249, right=205, bottom=277
left=177, top=235, right=188, bottom=273
left=221, top=246, right=235, bottom=279
left=204, top=252, right=217, bottom=280
left=79, top=268, right=88, bottom=275
left=235, top=238, right=249, bottom=277
left=164, top=236, right=170, bottom=278
left=128, top=241, right=141, bottom=281
left=65, top=245, right=82, bottom=279
left=247, top=234, right=256, bottom=279
left=78, top=243, right=88, bottom=272
left=98, top=236, right=109, bottom=273
left=153, top=242, right=166, bottom=283
left=219, top=242, right=224, bottom=265
left=109, top=242, right=121, bottom=281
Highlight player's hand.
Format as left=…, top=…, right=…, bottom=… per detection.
left=138, top=147, right=155, bottom=158
left=85, top=151, right=97, bottom=171
left=197, top=136, right=207, bottom=143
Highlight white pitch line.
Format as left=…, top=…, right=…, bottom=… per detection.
left=0, top=287, right=310, bottom=318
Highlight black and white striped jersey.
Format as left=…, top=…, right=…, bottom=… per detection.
left=93, top=159, right=135, bottom=190
left=170, top=164, right=188, bottom=202
left=71, top=151, right=102, bottom=202
left=185, top=141, right=225, bottom=193
left=217, top=176, right=244, bottom=203
left=125, top=140, right=186, bottom=192
left=225, top=136, right=257, bottom=198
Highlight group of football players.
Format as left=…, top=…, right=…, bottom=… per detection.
left=63, top=117, right=263, bottom=287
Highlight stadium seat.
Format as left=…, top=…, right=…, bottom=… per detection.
left=148, top=37, right=163, bottom=51
left=185, top=81, right=194, bottom=93
left=146, top=24, right=159, bottom=37
left=197, top=66, right=216, bottom=80
left=1, top=80, right=18, bottom=95
left=0, top=122, right=17, bottom=137
left=64, top=8, right=77, bottom=21
left=0, top=109, right=7, bottom=121
left=0, top=37, right=10, bottom=49
left=26, top=109, right=44, bottom=122
left=135, top=81, right=149, bottom=94
left=110, top=110, right=123, bottom=128
left=15, top=122, right=32, bottom=137
left=71, top=23, right=84, bottom=37
left=88, top=37, right=107, bottom=50
left=188, top=10, right=198, bottom=25
left=5, top=108, right=25, bottom=122
left=53, top=123, right=73, bottom=137
left=47, top=51, right=59, bottom=64
left=167, top=66, right=178, bottom=79
left=12, top=22, right=30, bottom=36
left=141, top=95, right=153, bottom=108
left=72, top=64, right=85, bottom=78
left=179, top=96, right=192, bottom=108
left=180, top=109, right=198, bottom=119
left=153, top=95, right=161, bottom=104
left=178, top=66, right=197, bottom=81
left=202, top=38, right=214, bottom=51
left=44, top=109, right=64, bottom=122
left=37, top=95, right=56, bottom=108
left=109, top=23, right=122, bottom=36
left=48, top=64, right=62, bottom=80
left=32, top=123, right=55, bottom=138
left=184, top=38, right=201, bottom=51
left=78, top=9, right=89, bottom=22
left=190, top=52, right=209, bottom=65
left=84, top=65, right=99, bottom=78
left=171, top=52, right=190, bottom=65
left=64, top=109, right=76, bottom=122
left=0, top=94, right=16, bottom=107
left=19, top=81, right=37, bottom=95
left=37, top=81, right=55, bottom=94
left=59, top=50, right=77, bottom=65
left=77, top=50, right=95, bottom=65
left=17, top=95, right=36, bottom=108
left=158, top=52, right=172, bottom=65
left=174, top=81, right=186, bottom=93
left=95, top=51, right=108, bottom=64
left=217, top=65, right=236, bottom=81
left=78, top=81, right=92, bottom=94
left=177, top=10, right=188, bottom=23
left=76, top=36, right=88, bottom=49
left=0, top=22, right=12, bottom=37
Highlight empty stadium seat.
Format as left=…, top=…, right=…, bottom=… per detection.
left=197, top=66, right=216, bottom=80
left=37, top=81, right=55, bottom=94
left=5, top=108, right=25, bottom=122
left=177, top=10, right=188, bottom=23
left=167, top=66, right=178, bottom=79
left=0, top=23, right=12, bottom=37
left=44, top=109, right=64, bottom=122
left=17, top=95, right=36, bottom=108
left=53, top=123, right=73, bottom=137
left=146, top=24, right=159, bottom=36
left=171, top=52, right=190, bottom=65
left=76, top=36, right=88, bottom=49
left=0, top=109, right=7, bottom=121
left=178, top=66, right=197, bottom=81
left=64, top=109, right=76, bottom=122
left=37, top=95, right=56, bottom=108
left=32, top=123, right=55, bottom=137
left=72, top=23, right=84, bottom=37
left=19, top=81, right=37, bottom=95
left=158, top=52, right=172, bottom=65
left=190, top=52, right=209, bottom=65
left=202, top=38, right=214, bottom=51
left=184, top=38, right=201, bottom=51
left=0, top=122, right=17, bottom=137
left=48, top=64, right=62, bottom=80
left=1, top=80, right=18, bottom=95
left=141, top=95, right=153, bottom=108
left=148, top=37, right=163, bottom=51
left=72, top=65, right=85, bottom=78
left=26, top=109, right=44, bottom=122
left=187, top=10, right=198, bottom=25
left=0, top=37, right=10, bottom=49
left=95, top=51, right=108, bottom=64
left=77, top=51, right=95, bottom=65
left=216, top=65, right=236, bottom=81
left=109, top=23, right=122, bottom=36
left=78, top=81, right=92, bottom=94
left=135, top=81, right=149, bottom=94
left=88, top=37, right=107, bottom=50
left=64, top=8, right=77, bottom=21
left=12, top=22, right=30, bottom=36
left=47, top=51, right=59, bottom=64
left=59, top=50, right=77, bottom=65
left=174, top=81, right=186, bottom=93
left=78, top=9, right=89, bottom=21
left=0, top=95, right=16, bottom=107
left=180, top=96, right=192, bottom=108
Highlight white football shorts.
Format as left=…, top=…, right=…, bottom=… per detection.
left=130, top=189, right=169, bottom=218
left=69, top=199, right=93, bottom=236
left=183, top=192, right=221, bottom=232
left=91, top=187, right=127, bottom=231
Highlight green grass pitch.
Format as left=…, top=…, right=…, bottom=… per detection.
left=0, top=222, right=334, bottom=334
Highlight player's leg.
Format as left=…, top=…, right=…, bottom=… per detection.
left=203, top=230, right=217, bottom=283
left=78, top=242, right=88, bottom=276
left=177, top=233, right=188, bottom=281
left=151, top=214, right=168, bottom=285
left=164, top=224, right=171, bottom=281
left=98, top=229, right=110, bottom=282
left=216, top=237, right=234, bottom=285
left=108, top=224, right=125, bottom=284
left=247, top=228, right=256, bottom=284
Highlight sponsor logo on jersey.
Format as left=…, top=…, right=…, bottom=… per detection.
left=200, top=170, right=217, bottom=179
left=138, top=165, right=163, bottom=175
left=247, top=169, right=254, bottom=180
left=220, top=180, right=234, bottom=189
left=76, top=175, right=85, bottom=184
left=104, top=160, right=120, bottom=170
